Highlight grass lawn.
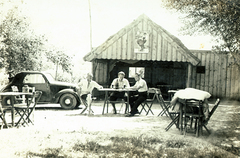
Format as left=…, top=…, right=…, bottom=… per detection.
left=0, top=99, right=239, bottom=157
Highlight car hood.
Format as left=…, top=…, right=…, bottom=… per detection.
left=50, top=81, right=77, bottom=88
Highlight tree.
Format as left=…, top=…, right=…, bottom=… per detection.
left=163, top=0, right=240, bottom=66
left=46, top=49, right=73, bottom=80
left=0, top=6, right=46, bottom=76
left=0, top=4, right=73, bottom=80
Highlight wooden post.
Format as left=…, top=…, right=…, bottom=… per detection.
left=88, top=0, right=93, bottom=52
left=107, top=60, right=109, bottom=86
left=186, top=63, right=192, bottom=88
left=55, top=62, right=58, bottom=80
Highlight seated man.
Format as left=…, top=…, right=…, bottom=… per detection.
left=109, top=71, right=130, bottom=114
left=77, top=73, right=103, bottom=115
left=126, top=72, right=148, bottom=117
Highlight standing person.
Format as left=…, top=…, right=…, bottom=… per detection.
left=126, top=72, right=148, bottom=117
left=109, top=71, right=130, bottom=114
left=77, top=73, right=103, bottom=115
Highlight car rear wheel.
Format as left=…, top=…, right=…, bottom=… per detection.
left=59, top=93, right=77, bottom=109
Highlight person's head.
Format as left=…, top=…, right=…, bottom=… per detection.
left=86, top=73, right=93, bottom=81
left=118, top=71, right=125, bottom=80
left=134, top=72, right=141, bottom=81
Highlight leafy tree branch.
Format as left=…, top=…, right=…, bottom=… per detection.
left=163, top=0, right=240, bottom=66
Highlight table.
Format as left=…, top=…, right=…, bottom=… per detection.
left=0, top=92, right=33, bottom=127
left=98, top=88, right=136, bottom=114
left=170, top=88, right=211, bottom=135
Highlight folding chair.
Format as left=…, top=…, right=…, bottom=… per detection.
left=185, top=98, right=221, bottom=136
left=103, top=90, right=127, bottom=114
left=0, top=103, right=11, bottom=129
left=139, top=88, right=157, bottom=115
left=203, top=98, right=220, bottom=133
left=80, top=95, right=96, bottom=114
left=11, top=86, right=23, bottom=104
left=108, top=98, right=127, bottom=114
left=11, top=86, right=35, bottom=104
left=14, top=91, right=42, bottom=126
left=158, top=93, right=173, bottom=117
left=159, top=94, right=180, bottom=131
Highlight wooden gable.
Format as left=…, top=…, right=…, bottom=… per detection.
left=84, top=14, right=200, bottom=66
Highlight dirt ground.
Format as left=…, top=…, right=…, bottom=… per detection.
left=0, top=99, right=239, bottom=157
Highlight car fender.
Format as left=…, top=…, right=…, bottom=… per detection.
left=54, top=89, right=80, bottom=103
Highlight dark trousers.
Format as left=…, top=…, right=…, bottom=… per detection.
left=109, top=91, right=126, bottom=101
left=129, top=91, right=147, bottom=114
left=81, top=94, right=88, bottom=100
left=109, top=91, right=126, bottom=113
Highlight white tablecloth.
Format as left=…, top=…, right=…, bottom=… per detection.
left=175, top=88, right=210, bottom=100
left=171, top=88, right=211, bottom=105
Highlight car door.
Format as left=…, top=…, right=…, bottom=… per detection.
left=22, top=73, right=51, bottom=102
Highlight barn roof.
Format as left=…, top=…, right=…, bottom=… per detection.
left=83, top=14, right=200, bottom=66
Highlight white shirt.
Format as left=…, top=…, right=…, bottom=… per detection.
left=111, top=78, right=130, bottom=89
left=133, top=78, right=148, bottom=92
left=77, top=79, right=102, bottom=96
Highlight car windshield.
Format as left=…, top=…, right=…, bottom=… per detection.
left=44, top=73, right=55, bottom=83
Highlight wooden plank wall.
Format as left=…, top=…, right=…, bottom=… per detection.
left=97, top=17, right=193, bottom=64
left=92, top=60, right=108, bottom=85
left=93, top=51, right=240, bottom=99
left=107, top=61, right=187, bottom=89
left=191, top=50, right=240, bottom=99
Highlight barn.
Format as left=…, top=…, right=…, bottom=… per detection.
left=83, top=14, right=240, bottom=99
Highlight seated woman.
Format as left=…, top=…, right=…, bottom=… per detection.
left=126, top=72, right=148, bottom=117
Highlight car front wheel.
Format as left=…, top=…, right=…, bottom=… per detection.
left=59, top=93, right=77, bottom=109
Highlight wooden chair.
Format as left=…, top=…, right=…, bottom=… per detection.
left=158, top=94, right=180, bottom=131
left=0, top=103, right=11, bottom=129
left=14, top=91, right=42, bottom=126
left=103, top=90, right=127, bottom=114
left=79, top=95, right=96, bottom=114
left=183, top=99, right=205, bottom=137
left=196, top=98, right=220, bottom=134
left=183, top=98, right=220, bottom=137
left=11, top=86, right=23, bottom=103
left=157, top=90, right=174, bottom=117
left=139, top=88, right=158, bottom=115
left=109, top=98, right=127, bottom=114
left=11, top=86, right=35, bottom=104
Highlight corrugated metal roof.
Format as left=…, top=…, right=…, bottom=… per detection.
left=83, top=14, right=200, bottom=66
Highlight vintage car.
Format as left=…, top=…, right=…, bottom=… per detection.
left=0, top=71, right=80, bottom=109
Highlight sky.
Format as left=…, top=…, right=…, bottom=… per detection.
left=2, top=0, right=215, bottom=76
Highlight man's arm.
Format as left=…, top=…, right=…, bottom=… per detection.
left=110, top=78, right=116, bottom=88
left=93, top=81, right=103, bottom=90
left=125, top=79, right=130, bottom=88
left=127, top=82, right=139, bottom=90
left=77, top=82, right=83, bottom=96
left=133, top=80, right=144, bottom=90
